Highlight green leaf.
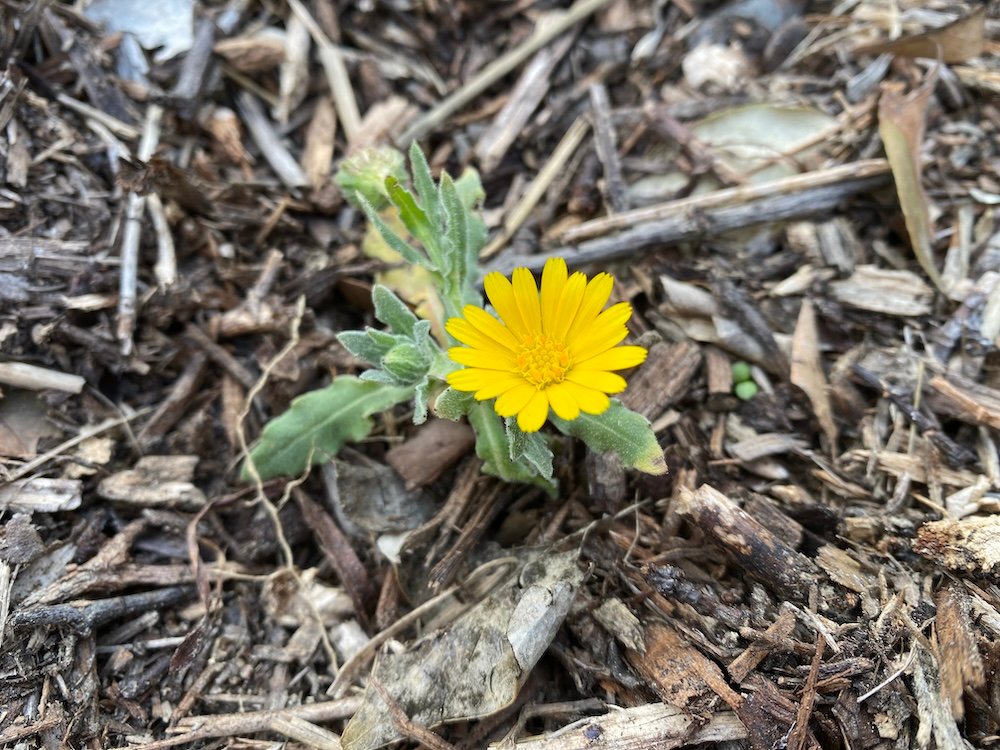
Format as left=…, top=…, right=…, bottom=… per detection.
left=413, top=378, right=430, bottom=425
left=505, top=418, right=553, bottom=481
left=434, top=387, right=473, bottom=421
left=551, top=400, right=667, bottom=475
left=242, top=377, right=412, bottom=480
left=372, top=284, right=418, bottom=336
left=386, top=176, right=440, bottom=267
left=338, top=330, right=393, bottom=364
left=364, top=199, right=430, bottom=269
left=409, top=142, right=441, bottom=234
left=468, top=402, right=556, bottom=493
left=440, top=172, right=467, bottom=291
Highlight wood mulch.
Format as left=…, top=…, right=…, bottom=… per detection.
left=2, top=0, right=1000, bottom=748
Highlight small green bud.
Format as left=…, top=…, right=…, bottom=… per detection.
left=731, top=361, right=752, bottom=383
left=335, top=146, right=406, bottom=211
left=735, top=380, right=759, bottom=400
left=382, top=343, right=429, bottom=385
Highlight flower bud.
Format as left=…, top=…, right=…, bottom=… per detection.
left=335, top=146, right=406, bottom=210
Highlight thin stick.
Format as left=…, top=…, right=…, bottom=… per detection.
left=488, top=169, right=891, bottom=275
left=481, top=116, right=590, bottom=259
left=148, top=193, right=177, bottom=288
left=398, top=0, right=612, bottom=144
left=117, top=103, right=163, bottom=354
left=555, top=158, right=891, bottom=245
left=0, top=361, right=84, bottom=393
left=287, top=0, right=361, bottom=143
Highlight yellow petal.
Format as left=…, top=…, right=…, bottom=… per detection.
left=545, top=382, right=579, bottom=420
left=475, top=376, right=527, bottom=400
left=447, top=368, right=518, bottom=394
left=484, top=271, right=528, bottom=338
left=464, top=305, right=521, bottom=351
left=540, top=258, right=568, bottom=336
left=575, top=345, right=648, bottom=371
left=517, top=390, right=549, bottom=432
left=511, top=267, right=542, bottom=334
left=566, top=369, right=627, bottom=394
left=449, top=346, right=515, bottom=370
left=495, top=383, right=536, bottom=417
left=567, top=302, right=633, bottom=358
left=447, top=318, right=507, bottom=353
left=551, top=272, right=588, bottom=341
left=565, top=273, right=614, bottom=342
left=560, top=380, right=610, bottom=414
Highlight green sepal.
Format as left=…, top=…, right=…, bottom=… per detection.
left=468, top=402, right=557, bottom=494
left=372, top=284, right=418, bottom=336
left=382, top=342, right=429, bottom=385
left=242, top=376, right=412, bottom=480
left=505, top=418, right=554, bottom=482
left=550, top=399, right=667, bottom=475
left=434, top=387, right=473, bottom=421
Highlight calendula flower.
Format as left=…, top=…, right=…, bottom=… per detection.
left=446, top=258, right=647, bottom=432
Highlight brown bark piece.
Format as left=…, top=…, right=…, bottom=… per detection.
left=704, top=346, right=737, bottom=411
left=914, top=516, right=1000, bottom=578
left=677, top=485, right=820, bottom=600
left=627, top=621, right=742, bottom=711
left=620, top=340, right=702, bottom=421
left=295, top=490, right=375, bottom=627
left=728, top=606, right=797, bottom=683
left=97, top=456, right=206, bottom=510
left=927, top=373, right=1000, bottom=430
left=385, top=419, right=475, bottom=490
left=790, top=299, right=837, bottom=453
left=934, top=582, right=985, bottom=720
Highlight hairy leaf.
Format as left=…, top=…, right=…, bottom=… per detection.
left=551, top=400, right=667, bottom=475
left=468, top=403, right=556, bottom=493
left=243, top=377, right=411, bottom=480
left=372, top=284, right=418, bottom=336
left=505, top=418, right=553, bottom=481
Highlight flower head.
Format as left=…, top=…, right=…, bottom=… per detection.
left=446, top=258, right=647, bottom=432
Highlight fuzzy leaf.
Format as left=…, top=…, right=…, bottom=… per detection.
left=468, top=403, right=556, bottom=493
left=551, top=400, right=667, bottom=475
left=242, top=377, right=411, bottom=480
left=440, top=172, right=468, bottom=291
left=505, top=418, right=554, bottom=481
left=372, top=284, right=418, bottom=336
left=413, top=378, right=430, bottom=425
left=386, top=176, right=440, bottom=267
left=364, top=199, right=429, bottom=269
left=338, top=330, right=393, bottom=364
left=409, top=141, right=441, bottom=235
left=434, top=387, right=473, bottom=421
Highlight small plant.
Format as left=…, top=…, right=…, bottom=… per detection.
left=243, top=144, right=665, bottom=491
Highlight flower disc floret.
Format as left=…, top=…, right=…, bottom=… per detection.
left=445, top=258, right=647, bottom=432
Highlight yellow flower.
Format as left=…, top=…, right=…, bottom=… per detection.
left=445, top=258, right=647, bottom=432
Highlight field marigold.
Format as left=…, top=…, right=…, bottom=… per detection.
left=446, top=258, right=647, bottom=432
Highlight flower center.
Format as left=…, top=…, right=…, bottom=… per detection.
left=515, top=333, right=570, bottom=388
